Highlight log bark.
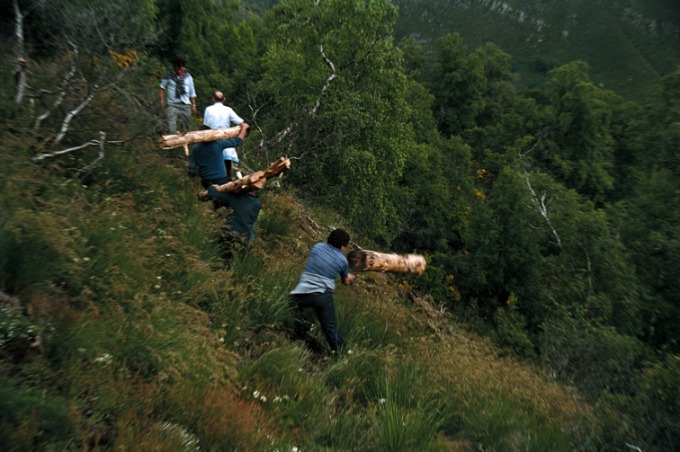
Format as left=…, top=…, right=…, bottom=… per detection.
left=198, top=157, right=291, bottom=199
left=347, top=249, right=427, bottom=275
left=159, top=126, right=242, bottom=149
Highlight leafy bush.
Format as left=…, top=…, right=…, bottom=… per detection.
left=541, top=317, right=648, bottom=401
left=637, top=354, right=680, bottom=449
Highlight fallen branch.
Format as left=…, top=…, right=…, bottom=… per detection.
left=77, top=131, right=107, bottom=173
left=347, top=249, right=427, bottom=275
left=34, top=59, right=77, bottom=130
left=33, top=132, right=122, bottom=164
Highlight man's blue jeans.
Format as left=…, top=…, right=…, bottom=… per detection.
left=291, top=292, right=345, bottom=351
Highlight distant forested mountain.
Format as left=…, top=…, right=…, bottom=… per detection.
left=393, top=0, right=680, bottom=100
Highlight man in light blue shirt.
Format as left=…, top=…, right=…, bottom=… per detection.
left=159, top=58, right=197, bottom=133
left=290, top=229, right=356, bottom=352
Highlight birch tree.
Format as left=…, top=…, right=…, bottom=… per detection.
left=8, top=0, right=158, bottom=167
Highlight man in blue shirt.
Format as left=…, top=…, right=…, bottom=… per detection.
left=187, top=123, right=249, bottom=188
left=290, top=229, right=356, bottom=352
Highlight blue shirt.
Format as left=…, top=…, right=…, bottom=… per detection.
left=188, top=138, right=243, bottom=182
left=291, top=242, right=349, bottom=295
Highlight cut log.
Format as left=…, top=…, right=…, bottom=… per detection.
left=347, top=249, right=426, bottom=275
left=198, top=157, right=291, bottom=199
left=159, top=126, right=242, bottom=149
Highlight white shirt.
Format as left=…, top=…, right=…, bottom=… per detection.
left=203, top=103, right=244, bottom=163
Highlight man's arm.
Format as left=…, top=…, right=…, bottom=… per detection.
left=159, top=88, right=165, bottom=108
left=342, top=274, right=356, bottom=286
left=214, top=123, right=249, bottom=149
left=208, top=185, right=233, bottom=207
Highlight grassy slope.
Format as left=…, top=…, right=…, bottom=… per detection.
left=393, top=0, right=680, bottom=100
left=1, top=138, right=604, bottom=450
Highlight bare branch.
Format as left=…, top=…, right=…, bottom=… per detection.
left=52, top=92, right=96, bottom=145
left=13, top=0, right=28, bottom=104
left=33, top=139, right=100, bottom=162
left=34, top=58, right=78, bottom=130
left=77, top=131, right=107, bottom=174
left=523, top=172, right=563, bottom=248
left=245, top=90, right=271, bottom=148
left=33, top=132, right=122, bottom=163
left=52, top=70, right=126, bottom=145
left=258, top=42, right=338, bottom=153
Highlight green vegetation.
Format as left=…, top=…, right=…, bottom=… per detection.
left=1, top=0, right=679, bottom=450
left=393, top=0, right=680, bottom=101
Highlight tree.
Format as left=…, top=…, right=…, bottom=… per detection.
left=246, top=0, right=417, bottom=242
left=7, top=0, right=159, bottom=168
left=536, top=61, right=617, bottom=200
left=430, top=33, right=485, bottom=138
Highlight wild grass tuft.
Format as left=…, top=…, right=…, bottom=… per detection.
left=367, top=363, right=446, bottom=451
left=165, top=384, right=273, bottom=450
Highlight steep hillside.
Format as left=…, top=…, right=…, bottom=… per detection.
left=0, top=141, right=603, bottom=450
left=393, top=0, right=680, bottom=100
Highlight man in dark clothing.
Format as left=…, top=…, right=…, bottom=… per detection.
left=290, top=229, right=356, bottom=353
left=187, top=123, right=249, bottom=188
left=207, top=187, right=261, bottom=244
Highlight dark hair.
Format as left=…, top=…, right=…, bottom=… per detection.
left=172, top=58, right=186, bottom=69
left=327, top=228, right=350, bottom=249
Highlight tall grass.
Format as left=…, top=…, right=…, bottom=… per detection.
left=0, top=373, right=77, bottom=451
left=368, top=363, right=446, bottom=451
left=1, top=114, right=608, bottom=449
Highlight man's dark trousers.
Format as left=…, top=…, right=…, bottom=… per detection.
left=291, top=292, right=345, bottom=351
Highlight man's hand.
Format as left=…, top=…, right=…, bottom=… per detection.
left=238, top=122, right=250, bottom=140
left=343, top=273, right=356, bottom=286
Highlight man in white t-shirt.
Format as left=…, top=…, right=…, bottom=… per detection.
left=203, top=91, right=244, bottom=180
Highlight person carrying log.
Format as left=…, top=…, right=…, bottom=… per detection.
left=187, top=123, right=250, bottom=189
left=207, top=186, right=261, bottom=264
left=289, top=229, right=356, bottom=354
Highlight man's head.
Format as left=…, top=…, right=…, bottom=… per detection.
left=213, top=91, right=225, bottom=104
left=172, top=58, right=186, bottom=75
left=327, top=229, right=350, bottom=250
